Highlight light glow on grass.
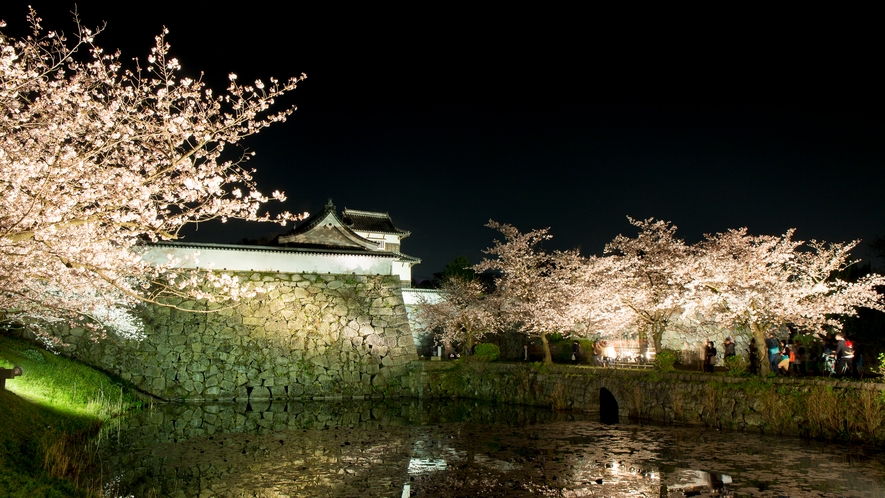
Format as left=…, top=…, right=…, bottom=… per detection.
left=1, top=335, right=143, bottom=497
left=0, top=336, right=141, bottom=420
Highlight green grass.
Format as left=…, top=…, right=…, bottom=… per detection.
left=0, top=335, right=143, bottom=497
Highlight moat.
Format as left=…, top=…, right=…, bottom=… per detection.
left=100, top=398, right=885, bottom=497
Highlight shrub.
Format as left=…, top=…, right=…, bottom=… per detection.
left=577, top=339, right=595, bottom=364
left=549, top=337, right=593, bottom=364
left=554, top=344, right=573, bottom=364
left=473, top=343, right=500, bottom=361
left=655, top=350, right=677, bottom=372
left=724, top=354, right=748, bottom=376
left=876, top=352, right=885, bottom=375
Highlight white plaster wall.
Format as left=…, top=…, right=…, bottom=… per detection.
left=353, top=231, right=400, bottom=245
left=141, top=244, right=395, bottom=276
left=392, top=261, right=414, bottom=283
left=402, top=288, right=444, bottom=305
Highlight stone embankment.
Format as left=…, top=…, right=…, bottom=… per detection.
left=408, top=361, right=885, bottom=440
left=50, top=273, right=419, bottom=400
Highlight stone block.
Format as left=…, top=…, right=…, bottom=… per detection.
left=188, top=362, right=208, bottom=373
left=151, top=376, right=166, bottom=392
left=371, top=307, right=394, bottom=316
left=249, top=386, right=271, bottom=400
left=384, top=296, right=403, bottom=306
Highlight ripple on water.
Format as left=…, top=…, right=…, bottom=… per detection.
left=99, top=399, right=885, bottom=497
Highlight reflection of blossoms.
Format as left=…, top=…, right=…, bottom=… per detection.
left=0, top=9, right=306, bottom=342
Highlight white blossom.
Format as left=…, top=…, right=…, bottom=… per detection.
left=0, top=9, right=306, bottom=341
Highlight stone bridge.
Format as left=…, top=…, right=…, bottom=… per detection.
left=407, top=361, right=885, bottom=439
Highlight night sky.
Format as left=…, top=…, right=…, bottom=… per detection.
left=5, top=4, right=883, bottom=280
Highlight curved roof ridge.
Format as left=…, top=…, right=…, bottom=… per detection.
left=341, top=207, right=411, bottom=237
left=342, top=208, right=390, bottom=217
left=278, top=200, right=385, bottom=250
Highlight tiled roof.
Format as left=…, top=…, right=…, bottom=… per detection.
left=342, top=209, right=410, bottom=237
left=284, top=200, right=341, bottom=237
left=270, top=200, right=419, bottom=265
left=392, top=251, right=421, bottom=264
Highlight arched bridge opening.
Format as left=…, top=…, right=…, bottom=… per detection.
left=600, top=387, right=619, bottom=424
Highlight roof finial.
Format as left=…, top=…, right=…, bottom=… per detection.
left=326, top=198, right=335, bottom=210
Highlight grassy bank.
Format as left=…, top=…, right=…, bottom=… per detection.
left=0, top=335, right=143, bottom=497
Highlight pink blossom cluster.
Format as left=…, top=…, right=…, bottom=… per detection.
left=1, top=10, right=304, bottom=341
left=418, top=218, right=884, bottom=368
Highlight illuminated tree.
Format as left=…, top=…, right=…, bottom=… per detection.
left=413, top=277, right=501, bottom=352
left=569, top=253, right=634, bottom=342
left=686, top=228, right=885, bottom=374
left=474, top=221, right=589, bottom=363
left=0, top=10, right=305, bottom=340
left=603, top=217, right=694, bottom=354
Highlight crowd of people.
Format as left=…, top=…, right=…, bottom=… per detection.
left=698, top=331, right=866, bottom=378
left=716, top=331, right=865, bottom=378
left=528, top=332, right=867, bottom=379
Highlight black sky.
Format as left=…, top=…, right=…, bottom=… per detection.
left=5, top=4, right=883, bottom=279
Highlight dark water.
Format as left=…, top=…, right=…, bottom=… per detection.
left=100, top=398, right=885, bottom=497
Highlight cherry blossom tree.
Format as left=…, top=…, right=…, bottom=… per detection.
left=413, top=276, right=501, bottom=353
left=686, top=228, right=885, bottom=374
left=603, top=217, right=694, bottom=354
left=474, top=221, right=590, bottom=363
left=0, top=10, right=305, bottom=341
left=569, top=253, right=635, bottom=343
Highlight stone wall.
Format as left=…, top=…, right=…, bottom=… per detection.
left=52, top=273, right=419, bottom=400
left=407, top=361, right=885, bottom=440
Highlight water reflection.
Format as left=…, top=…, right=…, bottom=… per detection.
left=100, top=398, right=885, bottom=497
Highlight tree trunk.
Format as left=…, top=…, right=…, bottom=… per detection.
left=651, top=321, right=664, bottom=355
left=751, top=322, right=771, bottom=376
left=540, top=334, right=553, bottom=364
